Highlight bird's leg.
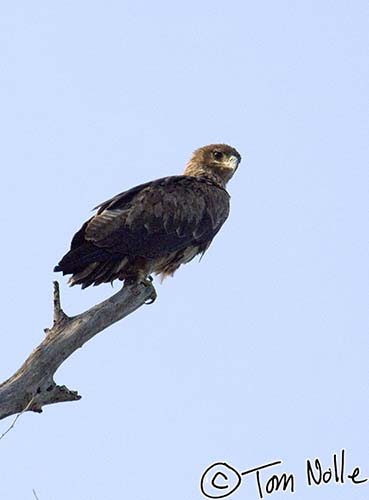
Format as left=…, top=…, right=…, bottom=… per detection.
left=144, top=283, right=157, bottom=305
left=141, top=274, right=156, bottom=303
left=137, top=276, right=157, bottom=304
left=125, top=272, right=157, bottom=304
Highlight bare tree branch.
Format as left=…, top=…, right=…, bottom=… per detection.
left=0, top=397, right=36, bottom=440
left=0, top=281, right=156, bottom=421
left=32, top=489, right=40, bottom=500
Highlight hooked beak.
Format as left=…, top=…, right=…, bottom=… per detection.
left=227, top=155, right=240, bottom=172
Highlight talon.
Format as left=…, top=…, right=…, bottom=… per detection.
left=127, top=276, right=156, bottom=303
left=145, top=289, right=157, bottom=305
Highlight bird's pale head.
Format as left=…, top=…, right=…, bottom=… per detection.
left=184, top=144, right=241, bottom=187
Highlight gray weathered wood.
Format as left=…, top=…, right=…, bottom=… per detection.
left=0, top=281, right=156, bottom=420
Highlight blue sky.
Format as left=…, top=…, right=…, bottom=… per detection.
left=0, top=2, right=368, bottom=499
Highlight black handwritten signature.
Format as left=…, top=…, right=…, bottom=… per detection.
left=200, top=450, right=368, bottom=498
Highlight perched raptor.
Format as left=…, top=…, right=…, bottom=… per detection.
left=54, top=144, right=241, bottom=288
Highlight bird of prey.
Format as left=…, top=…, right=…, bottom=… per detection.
left=54, top=144, right=241, bottom=288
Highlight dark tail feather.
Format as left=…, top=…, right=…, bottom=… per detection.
left=54, top=244, right=130, bottom=288
left=54, top=244, right=108, bottom=275
left=69, top=259, right=129, bottom=288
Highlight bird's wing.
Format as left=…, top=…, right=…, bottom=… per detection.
left=81, top=176, right=230, bottom=259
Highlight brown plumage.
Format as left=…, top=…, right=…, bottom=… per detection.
left=54, top=144, right=241, bottom=288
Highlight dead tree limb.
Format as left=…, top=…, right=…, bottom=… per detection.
left=0, top=281, right=156, bottom=421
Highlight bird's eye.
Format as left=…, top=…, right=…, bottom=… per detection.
left=213, top=151, right=223, bottom=160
